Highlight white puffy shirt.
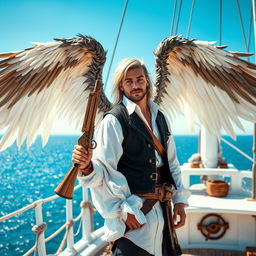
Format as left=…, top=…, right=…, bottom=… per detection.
left=78, top=97, right=190, bottom=256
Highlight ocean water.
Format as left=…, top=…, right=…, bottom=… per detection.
left=0, top=135, right=253, bottom=255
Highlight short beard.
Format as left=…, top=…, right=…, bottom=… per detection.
left=124, top=84, right=150, bottom=103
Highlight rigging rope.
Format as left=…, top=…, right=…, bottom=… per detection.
left=32, top=223, right=47, bottom=256
left=236, top=0, right=249, bottom=53
left=247, top=1, right=253, bottom=61
left=55, top=220, right=76, bottom=255
left=186, top=0, right=195, bottom=38
left=220, top=137, right=253, bottom=163
left=170, top=0, right=177, bottom=35
left=194, top=122, right=253, bottom=163
left=104, top=0, right=129, bottom=90
left=74, top=201, right=95, bottom=236
left=23, top=223, right=47, bottom=256
left=175, top=0, right=183, bottom=35
left=219, top=0, right=222, bottom=45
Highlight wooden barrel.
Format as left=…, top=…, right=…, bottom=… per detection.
left=206, top=180, right=229, bottom=197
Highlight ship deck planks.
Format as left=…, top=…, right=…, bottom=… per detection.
left=97, top=246, right=245, bottom=255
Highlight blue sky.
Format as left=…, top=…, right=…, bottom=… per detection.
left=0, top=0, right=254, bottom=135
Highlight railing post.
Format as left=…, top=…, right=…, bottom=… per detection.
left=35, top=201, right=46, bottom=256
left=66, top=199, right=74, bottom=250
left=82, top=186, right=93, bottom=240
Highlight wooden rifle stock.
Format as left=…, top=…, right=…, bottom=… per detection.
left=55, top=80, right=100, bottom=199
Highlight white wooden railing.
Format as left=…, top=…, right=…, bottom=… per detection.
left=0, top=184, right=107, bottom=256
left=181, top=164, right=252, bottom=196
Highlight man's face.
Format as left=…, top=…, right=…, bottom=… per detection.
left=120, top=67, right=149, bottom=103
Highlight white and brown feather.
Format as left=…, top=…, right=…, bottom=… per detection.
left=154, top=35, right=256, bottom=138
left=0, top=35, right=111, bottom=150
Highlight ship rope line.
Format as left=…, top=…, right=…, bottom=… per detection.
left=23, top=188, right=96, bottom=256
left=23, top=194, right=95, bottom=256
left=220, top=137, right=254, bottom=163
left=219, top=0, right=222, bottom=45
left=193, top=121, right=254, bottom=163
left=247, top=2, right=253, bottom=54
left=74, top=201, right=95, bottom=237
left=104, top=0, right=129, bottom=90
left=170, top=0, right=177, bottom=35
left=54, top=221, right=76, bottom=256
left=170, top=0, right=183, bottom=35
left=186, top=0, right=195, bottom=38
left=24, top=223, right=47, bottom=256
left=236, top=0, right=255, bottom=63
left=174, top=0, right=183, bottom=35
left=236, top=0, right=250, bottom=53
left=53, top=202, right=95, bottom=256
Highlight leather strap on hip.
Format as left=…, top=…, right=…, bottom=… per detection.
left=141, top=199, right=158, bottom=215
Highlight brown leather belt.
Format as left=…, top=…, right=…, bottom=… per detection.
left=125, top=184, right=173, bottom=232
left=135, top=183, right=173, bottom=217
left=136, top=186, right=182, bottom=255
left=136, top=183, right=173, bottom=202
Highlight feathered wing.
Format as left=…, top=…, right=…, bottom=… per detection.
left=154, top=35, right=256, bottom=138
left=0, top=35, right=111, bottom=151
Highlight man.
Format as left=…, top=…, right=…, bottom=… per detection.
left=72, top=59, right=190, bottom=256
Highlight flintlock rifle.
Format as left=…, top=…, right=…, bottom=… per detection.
left=55, top=80, right=100, bottom=199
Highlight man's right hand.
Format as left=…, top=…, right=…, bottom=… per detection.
left=125, top=213, right=144, bottom=230
left=72, top=145, right=93, bottom=173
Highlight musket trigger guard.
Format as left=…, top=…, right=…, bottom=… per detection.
left=90, top=140, right=97, bottom=149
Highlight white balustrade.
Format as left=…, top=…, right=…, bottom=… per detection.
left=34, top=200, right=47, bottom=256
left=181, top=165, right=252, bottom=196
left=66, top=199, right=74, bottom=250
left=1, top=184, right=107, bottom=256
left=82, top=186, right=93, bottom=241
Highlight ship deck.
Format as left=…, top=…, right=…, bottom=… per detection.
left=97, top=247, right=245, bottom=256
left=182, top=249, right=244, bottom=256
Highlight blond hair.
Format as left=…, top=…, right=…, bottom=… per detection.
left=112, top=58, right=153, bottom=104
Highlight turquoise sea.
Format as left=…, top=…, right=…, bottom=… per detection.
left=0, top=135, right=253, bottom=255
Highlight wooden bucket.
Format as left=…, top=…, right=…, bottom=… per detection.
left=246, top=247, right=256, bottom=256
left=206, top=180, right=229, bottom=197
left=190, top=162, right=201, bottom=168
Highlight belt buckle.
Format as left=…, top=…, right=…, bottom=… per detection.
left=157, top=183, right=173, bottom=202
left=150, top=172, right=158, bottom=181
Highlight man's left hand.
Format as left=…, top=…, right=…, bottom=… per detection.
left=173, top=203, right=187, bottom=229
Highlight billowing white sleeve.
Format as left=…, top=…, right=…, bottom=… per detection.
left=77, top=114, right=124, bottom=189
left=77, top=114, right=146, bottom=241
left=165, top=117, right=191, bottom=205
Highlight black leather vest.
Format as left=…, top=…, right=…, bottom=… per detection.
left=105, top=103, right=176, bottom=194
